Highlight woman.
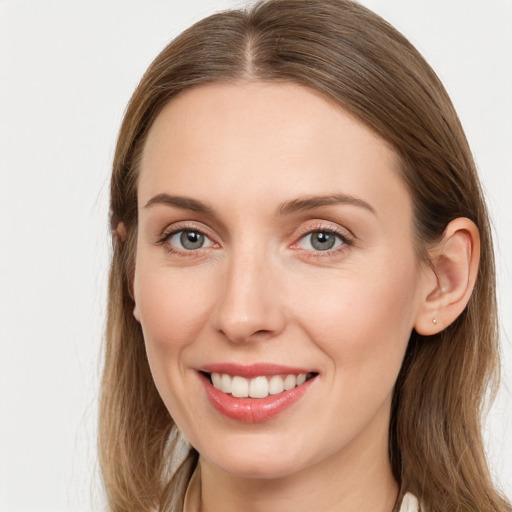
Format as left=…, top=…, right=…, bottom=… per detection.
left=98, top=0, right=511, bottom=510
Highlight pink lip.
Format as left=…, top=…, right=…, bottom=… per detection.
left=198, top=371, right=316, bottom=424
left=199, top=363, right=313, bottom=378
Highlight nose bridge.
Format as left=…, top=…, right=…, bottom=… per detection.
left=213, top=240, right=284, bottom=343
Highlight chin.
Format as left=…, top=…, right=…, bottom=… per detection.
left=201, top=442, right=307, bottom=480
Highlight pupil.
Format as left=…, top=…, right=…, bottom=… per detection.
left=312, top=232, right=335, bottom=250
left=180, top=231, right=204, bottom=249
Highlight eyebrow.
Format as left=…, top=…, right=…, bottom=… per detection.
left=278, top=194, right=376, bottom=216
left=144, top=192, right=376, bottom=217
left=144, top=193, right=215, bottom=215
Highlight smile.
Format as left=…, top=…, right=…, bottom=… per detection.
left=199, top=364, right=318, bottom=423
left=209, top=372, right=314, bottom=398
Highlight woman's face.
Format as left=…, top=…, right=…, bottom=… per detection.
left=133, top=82, right=430, bottom=479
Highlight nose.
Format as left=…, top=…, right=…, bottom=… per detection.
left=212, top=248, right=286, bottom=344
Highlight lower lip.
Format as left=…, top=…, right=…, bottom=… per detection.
left=200, top=374, right=315, bottom=423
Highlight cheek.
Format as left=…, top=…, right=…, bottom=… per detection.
left=292, top=257, right=421, bottom=382
left=286, top=259, right=421, bottom=443
left=133, top=264, right=216, bottom=423
left=134, top=265, right=212, bottom=353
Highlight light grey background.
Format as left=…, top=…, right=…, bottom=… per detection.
left=0, top=1, right=510, bottom=510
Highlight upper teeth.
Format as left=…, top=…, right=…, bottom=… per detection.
left=211, top=372, right=308, bottom=398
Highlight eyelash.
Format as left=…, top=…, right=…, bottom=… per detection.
left=156, top=222, right=353, bottom=257
left=291, top=223, right=353, bottom=257
left=156, top=223, right=218, bottom=256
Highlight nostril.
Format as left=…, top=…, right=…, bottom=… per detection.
left=216, top=325, right=277, bottom=344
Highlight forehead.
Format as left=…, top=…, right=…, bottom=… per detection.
left=138, top=81, right=411, bottom=222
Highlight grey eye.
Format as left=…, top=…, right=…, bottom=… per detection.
left=310, top=232, right=336, bottom=250
left=299, top=231, right=343, bottom=251
left=181, top=231, right=204, bottom=250
left=169, top=230, right=212, bottom=250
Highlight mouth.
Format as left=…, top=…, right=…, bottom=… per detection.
left=198, top=365, right=319, bottom=423
left=201, top=371, right=318, bottom=399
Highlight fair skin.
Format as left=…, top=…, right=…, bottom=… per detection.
left=132, top=82, right=479, bottom=512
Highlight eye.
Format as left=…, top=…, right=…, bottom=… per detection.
left=297, top=230, right=345, bottom=252
left=167, top=229, right=214, bottom=251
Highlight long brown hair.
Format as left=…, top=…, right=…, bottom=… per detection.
left=99, top=1, right=510, bottom=510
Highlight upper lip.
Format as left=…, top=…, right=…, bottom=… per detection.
left=199, top=363, right=316, bottom=378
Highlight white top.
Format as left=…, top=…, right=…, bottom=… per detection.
left=400, top=492, right=420, bottom=512
left=183, top=468, right=420, bottom=511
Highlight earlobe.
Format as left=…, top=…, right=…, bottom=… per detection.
left=114, top=221, right=127, bottom=242
left=133, top=303, right=140, bottom=322
left=414, top=218, right=480, bottom=335
left=132, top=277, right=140, bottom=322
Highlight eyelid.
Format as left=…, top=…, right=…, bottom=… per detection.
left=290, top=221, right=355, bottom=255
left=155, top=219, right=354, bottom=256
left=293, top=220, right=354, bottom=240
left=156, top=221, right=220, bottom=250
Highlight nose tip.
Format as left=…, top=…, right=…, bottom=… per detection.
left=212, top=257, right=286, bottom=344
left=216, top=315, right=277, bottom=344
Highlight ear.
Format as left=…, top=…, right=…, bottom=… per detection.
left=414, top=218, right=480, bottom=335
left=114, top=221, right=127, bottom=242
left=132, top=271, right=140, bottom=323
left=133, top=302, right=140, bottom=322
left=114, top=222, right=140, bottom=322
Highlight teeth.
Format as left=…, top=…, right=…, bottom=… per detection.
left=210, top=372, right=310, bottom=398
left=269, top=375, right=284, bottom=395
left=221, top=373, right=232, bottom=394
left=249, top=376, right=269, bottom=398
left=284, top=374, right=297, bottom=390
left=296, top=373, right=307, bottom=386
left=231, top=376, right=249, bottom=397
left=211, top=372, right=222, bottom=389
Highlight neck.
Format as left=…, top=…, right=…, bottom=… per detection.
left=197, top=410, right=399, bottom=512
